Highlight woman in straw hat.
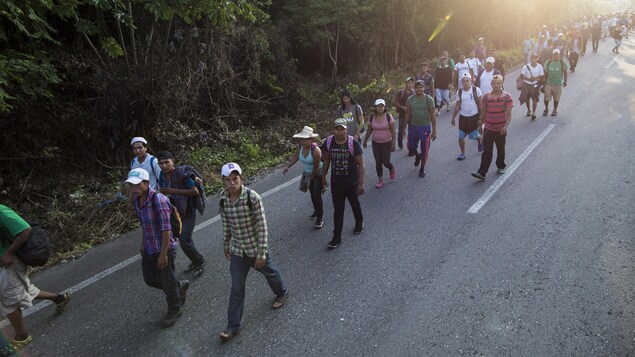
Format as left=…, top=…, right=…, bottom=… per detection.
left=283, top=126, right=325, bottom=229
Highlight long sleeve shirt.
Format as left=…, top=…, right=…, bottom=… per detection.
left=220, top=186, right=268, bottom=260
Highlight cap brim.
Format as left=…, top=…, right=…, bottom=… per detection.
left=126, top=177, right=143, bottom=185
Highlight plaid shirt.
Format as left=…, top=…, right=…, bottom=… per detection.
left=134, top=189, right=177, bottom=255
left=220, top=186, right=268, bottom=260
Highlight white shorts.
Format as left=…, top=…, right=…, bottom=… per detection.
left=0, top=258, right=40, bottom=316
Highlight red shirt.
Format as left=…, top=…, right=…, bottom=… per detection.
left=482, top=91, right=513, bottom=132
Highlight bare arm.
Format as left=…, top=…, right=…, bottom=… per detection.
left=283, top=148, right=300, bottom=175
left=0, top=228, right=29, bottom=267
left=310, top=146, right=321, bottom=182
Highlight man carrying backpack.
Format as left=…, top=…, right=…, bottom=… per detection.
left=543, top=49, right=568, bottom=117
left=404, top=80, right=437, bottom=178
left=218, top=162, right=288, bottom=342
left=127, top=168, right=189, bottom=328
left=322, top=118, right=365, bottom=249
left=157, top=151, right=206, bottom=277
left=0, top=205, right=71, bottom=355
left=451, top=74, right=484, bottom=161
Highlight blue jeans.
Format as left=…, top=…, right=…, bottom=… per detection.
left=180, top=213, right=204, bottom=266
left=227, top=253, right=287, bottom=333
left=142, top=249, right=181, bottom=311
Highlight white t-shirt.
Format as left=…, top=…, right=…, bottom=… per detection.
left=455, top=61, right=471, bottom=81
left=458, top=86, right=482, bottom=117
left=466, top=57, right=482, bottom=72
left=521, top=63, right=545, bottom=85
left=478, top=70, right=495, bottom=94
left=131, top=154, right=162, bottom=190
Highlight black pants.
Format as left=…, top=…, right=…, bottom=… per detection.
left=142, top=249, right=181, bottom=311
left=331, top=183, right=363, bottom=239
left=309, top=175, right=323, bottom=221
left=372, top=141, right=394, bottom=177
left=592, top=36, right=600, bottom=52
left=581, top=36, right=589, bottom=53
left=478, top=129, right=506, bottom=176
left=569, top=52, right=579, bottom=70
left=397, top=114, right=407, bottom=147
left=180, top=213, right=205, bottom=266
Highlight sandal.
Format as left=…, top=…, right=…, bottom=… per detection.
left=54, top=292, right=71, bottom=316
left=543, top=110, right=549, bottom=116
left=551, top=111, right=558, bottom=116
left=272, top=293, right=287, bottom=309
left=220, top=331, right=239, bottom=342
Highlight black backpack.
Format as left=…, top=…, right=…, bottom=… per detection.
left=1, top=221, right=52, bottom=267
left=173, top=165, right=206, bottom=215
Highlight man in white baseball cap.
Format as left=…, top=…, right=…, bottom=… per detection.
left=130, top=137, right=161, bottom=190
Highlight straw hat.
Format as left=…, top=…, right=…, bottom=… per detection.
left=293, top=126, right=319, bottom=139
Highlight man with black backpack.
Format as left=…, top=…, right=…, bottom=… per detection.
left=0, top=205, right=71, bottom=355
left=127, top=168, right=189, bottom=328
left=157, top=151, right=206, bottom=277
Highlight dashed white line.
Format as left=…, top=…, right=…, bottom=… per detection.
left=467, top=124, right=555, bottom=214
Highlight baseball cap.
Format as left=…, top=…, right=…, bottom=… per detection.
left=221, top=162, right=242, bottom=177
left=414, top=80, right=425, bottom=87
left=485, top=56, right=495, bottom=64
left=374, top=99, right=386, bottom=106
left=405, top=76, right=414, bottom=82
left=552, top=48, right=560, bottom=54
left=130, top=137, right=147, bottom=146
left=126, top=168, right=149, bottom=184
left=334, top=118, right=348, bottom=128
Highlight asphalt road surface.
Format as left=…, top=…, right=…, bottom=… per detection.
left=5, top=39, right=634, bottom=356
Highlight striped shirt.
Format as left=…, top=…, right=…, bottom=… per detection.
left=134, top=189, right=177, bottom=254
left=220, top=186, right=268, bottom=260
left=482, top=91, right=513, bottom=132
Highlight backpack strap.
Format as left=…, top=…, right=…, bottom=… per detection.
left=347, top=135, right=355, bottom=156
left=326, top=135, right=334, bottom=152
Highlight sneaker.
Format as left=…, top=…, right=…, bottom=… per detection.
left=375, top=181, right=383, bottom=189
left=327, top=238, right=341, bottom=249
left=314, top=219, right=324, bottom=229
left=192, top=262, right=206, bottom=278
left=498, top=168, right=506, bottom=174
left=161, top=309, right=183, bottom=328
left=398, top=142, right=403, bottom=150
left=389, top=167, right=396, bottom=180
left=179, top=279, right=190, bottom=305
left=457, top=153, right=466, bottom=161
left=526, top=110, right=531, bottom=117
left=414, top=153, right=421, bottom=166
left=310, top=212, right=317, bottom=219
left=354, top=222, right=364, bottom=235
left=471, top=171, right=485, bottom=180
left=54, top=292, right=71, bottom=316
left=418, top=167, right=426, bottom=178
left=478, top=143, right=484, bottom=153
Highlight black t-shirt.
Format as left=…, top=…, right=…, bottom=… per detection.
left=434, top=67, right=453, bottom=89
left=328, top=138, right=363, bottom=187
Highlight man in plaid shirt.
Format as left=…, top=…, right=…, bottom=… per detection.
left=218, top=162, right=288, bottom=342
left=127, top=168, right=189, bottom=328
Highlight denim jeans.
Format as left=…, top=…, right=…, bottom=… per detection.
left=142, top=249, right=181, bottom=311
left=226, top=253, right=287, bottom=333
left=330, top=183, right=363, bottom=239
left=179, top=213, right=205, bottom=266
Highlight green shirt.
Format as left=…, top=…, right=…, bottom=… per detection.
left=545, top=59, right=569, bottom=85
left=406, top=94, right=434, bottom=126
left=220, top=186, right=269, bottom=260
left=0, top=204, right=30, bottom=257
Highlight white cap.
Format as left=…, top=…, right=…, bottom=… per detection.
left=552, top=48, right=560, bottom=54
left=126, top=168, right=149, bottom=184
left=374, top=99, right=386, bottom=106
left=221, top=162, right=242, bottom=177
left=485, top=56, right=495, bottom=64
left=130, top=137, right=147, bottom=146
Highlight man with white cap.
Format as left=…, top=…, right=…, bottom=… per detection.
left=475, top=57, right=501, bottom=94
left=218, top=162, right=288, bottom=342
left=542, top=49, right=568, bottom=117
left=130, top=137, right=162, bottom=190
left=126, top=168, right=189, bottom=328
left=451, top=74, right=483, bottom=161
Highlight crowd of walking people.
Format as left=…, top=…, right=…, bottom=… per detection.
left=0, top=11, right=631, bottom=353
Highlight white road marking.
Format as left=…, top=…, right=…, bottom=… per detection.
left=0, top=174, right=301, bottom=328
left=467, top=124, right=555, bottom=214
left=604, top=55, right=620, bottom=69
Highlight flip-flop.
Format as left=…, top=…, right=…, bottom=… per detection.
left=55, top=292, right=71, bottom=316
left=272, top=294, right=287, bottom=309
left=220, top=331, right=239, bottom=342
left=551, top=111, right=558, bottom=116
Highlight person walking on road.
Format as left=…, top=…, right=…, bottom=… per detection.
left=591, top=18, right=602, bottom=53
left=475, top=57, right=501, bottom=95
left=0, top=205, right=71, bottom=355
left=157, top=151, right=207, bottom=277
left=519, top=54, right=545, bottom=120
left=336, top=91, right=364, bottom=142
left=471, top=75, right=513, bottom=180
left=127, top=168, right=189, bottom=328
left=219, top=162, right=288, bottom=342
left=434, top=56, right=454, bottom=115
left=130, top=137, right=162, bottom=191
left=451, top=74, right=483, bottom=161
left=404, top=80, right=437, bottom=178
left=612, top=24, right=627, bottom=54
left=363, top=99, right=396, bottom=189
left=393, top=77, right=415, bottom=150
left=283, top=126, right=324, bottom=229
left=543, top=49, right=568, bottom=117
left=322, top=118, right=365, bottom=249
left=415, top=62, right=435, bottom=98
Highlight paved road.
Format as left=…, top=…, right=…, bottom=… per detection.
left=7, top=39, right=635, bottom=356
